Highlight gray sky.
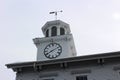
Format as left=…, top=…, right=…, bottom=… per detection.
left=0, top=0, right=120, bottom=80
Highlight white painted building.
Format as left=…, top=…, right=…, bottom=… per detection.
left=6, top=20, right=120, bottom=80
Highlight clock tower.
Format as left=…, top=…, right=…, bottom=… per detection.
left=33, top=20, right=76, bottom=61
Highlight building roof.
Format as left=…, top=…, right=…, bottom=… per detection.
left=6, top=51, right=120, bottom=71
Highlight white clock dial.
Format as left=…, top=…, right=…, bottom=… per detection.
left=44, top=43, right=62, bottom=59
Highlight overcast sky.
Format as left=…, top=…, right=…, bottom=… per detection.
left=0, top=0, right=120, bottom=80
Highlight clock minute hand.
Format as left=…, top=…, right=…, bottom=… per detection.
left=48, top=47, right=59, bottom=54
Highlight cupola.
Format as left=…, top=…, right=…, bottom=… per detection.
left=42, top=20, right=71, bottom=37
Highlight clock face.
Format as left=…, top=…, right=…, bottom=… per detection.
left=44, top=43, right=62, bottom=59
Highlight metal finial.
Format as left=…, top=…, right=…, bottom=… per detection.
left=49, top=10, right=63, bottom=20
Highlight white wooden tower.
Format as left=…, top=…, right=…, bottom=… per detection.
left=33, top=20, right=76, bottom=61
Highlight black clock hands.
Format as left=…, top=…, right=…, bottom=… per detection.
left=44, top=43, right=62, bottom=59
left=46, top=47, right=59, bottom=55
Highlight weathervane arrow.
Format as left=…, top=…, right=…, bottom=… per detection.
left=49, top=10, right=63, bottom=20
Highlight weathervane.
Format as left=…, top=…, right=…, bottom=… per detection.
left=49, top=10, right=63, bottom=20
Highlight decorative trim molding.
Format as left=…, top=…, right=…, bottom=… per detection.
left=71, top=69, right=91, bottom=75
left=113, top=66, right=120, bottom=71
left=60, top=62, right=67, bottom=68
left=39, top=73, right=58, bottom=78
left=33, top=34, right=72, bottom=44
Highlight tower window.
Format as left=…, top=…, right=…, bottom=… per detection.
left=60, top=27, right=65, bottom=35
left=51, top=26, right=57, bottom=36
left=46, top=29, right=49, bottom=37
left=76, top=75, right=88, bottom=80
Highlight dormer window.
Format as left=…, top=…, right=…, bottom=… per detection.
left=51, top=26, right=57, bottom=36
left=60, top=27, right=65, bottom=35
left=46, top=29, right=49, bottom=37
